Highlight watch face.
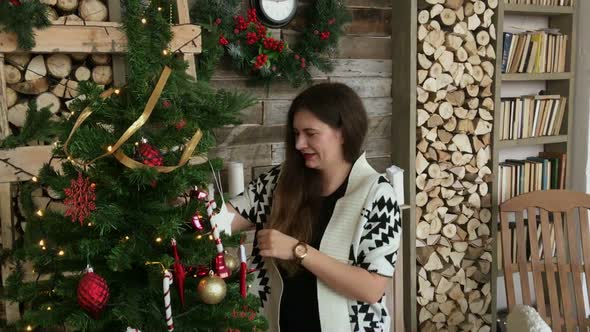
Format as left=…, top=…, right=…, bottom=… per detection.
left=295, top=243, right=307, bottom=257
left=259, top=0, right=297, bottom=25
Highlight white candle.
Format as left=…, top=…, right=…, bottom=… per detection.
left=227, top=161, right=244, bottom=198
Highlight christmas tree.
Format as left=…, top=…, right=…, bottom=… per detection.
left=1, top=0, right=267, bottom=331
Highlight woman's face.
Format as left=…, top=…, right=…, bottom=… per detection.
left=293, top=110, right=344, bottom=170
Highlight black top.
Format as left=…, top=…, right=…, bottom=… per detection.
left=278, top=178, right=349, bottom=332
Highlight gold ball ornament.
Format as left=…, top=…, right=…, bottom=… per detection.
left=197, top=273, right=227, bottom=304
left=224, top=251, right=239, bottom=272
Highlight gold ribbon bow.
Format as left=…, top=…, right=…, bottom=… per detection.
left=63, top=66, right=206, bottom=173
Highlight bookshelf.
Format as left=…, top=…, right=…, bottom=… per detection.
left=492, top=0, right=577, bottom=326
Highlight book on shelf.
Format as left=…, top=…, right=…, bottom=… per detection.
left=499, top=95, right=567, bottom=140
left=501, top=29, right=568, bottom=74
left=504, top=0, right=574, bottom=7
left=498, top=152, right=566, bottom=203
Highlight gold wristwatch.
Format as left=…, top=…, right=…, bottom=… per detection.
left=293, top=241, right=308, bottom=264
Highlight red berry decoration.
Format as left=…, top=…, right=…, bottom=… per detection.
left=77, top=266, right=109, bottom=319
left=219, top=35, right=229, bottom=46
left=214, top=18, right=222, bottom=25
left=175, top=118, right=187, bottom=130
left=162, top=100, right=171, bottom=108
left=9, top=0, right=21, bottom=5
left=136, top=141, right=164, bottom=167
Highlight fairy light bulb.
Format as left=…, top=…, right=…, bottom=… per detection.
left=162, top=49, right=169, bottom=55
left=114, top=88, right=121, bottom=95
left=32, top=176, right=38, bottom=182
left=26, top=325, right=32, bottom=331
left=196, top=235, right=202, bottom=240
left=156, top=237, right=162, bottom=243
left=107, top=145, right=113, bottom=152
left=208, top=235, right=214, bottom=240
left=39, top=240, right=45, bottom=246
left=46, top=306, right=52, bottom=311
left=157, top=6, right=162, bottom=11
left=58, top=250, right=65, bottom=256
left=125, top=236, right=130, bottom=240
left=87, top=222, right=93, bottom=227
left=36, top=210, right=43, bottom=217
left=141, top=18, right=147, bottom=24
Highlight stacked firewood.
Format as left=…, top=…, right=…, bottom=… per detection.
left=5, top=52, right=113, bottom=129
left=415, top=0, right=496, bottom=331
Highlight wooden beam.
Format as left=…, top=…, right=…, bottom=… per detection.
left=0, top=23, right=202, bottom=55
left=176, top=0, right=197, bottom=79
left=0, top=145, right=53, bottom=183
left=0, top=54, right=11, bottom=139
left=0, top=183, right=19, bottom=323
left=107, top=0, right=127, bottom=87
left=391, top=0, right=417, bottom=330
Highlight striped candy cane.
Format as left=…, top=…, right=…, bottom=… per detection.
left=207, top=184, right=230, bottom=278
left=163, top=270, right=174, bottom=331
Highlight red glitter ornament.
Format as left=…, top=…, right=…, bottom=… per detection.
left=64, top=173, right=97, bottom=225
left=190, top=212, right=204, bottom=230
left=136, top=141, right=164, bottom=167
left=171, top=239, right=187, bottom=306
left=77, top=266, right=109, bottom=319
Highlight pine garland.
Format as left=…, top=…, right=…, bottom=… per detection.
left=192, top=0, right=351, bottom=87
left=0, top=0, right=50, bottom=50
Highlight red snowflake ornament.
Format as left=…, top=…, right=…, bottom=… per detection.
left=64, top=173, right=97, bottom=225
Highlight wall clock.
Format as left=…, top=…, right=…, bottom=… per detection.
left=250, top=0, right=298, bottom=28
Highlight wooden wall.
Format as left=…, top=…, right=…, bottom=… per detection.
left=206, top=0, right=394, bottom=184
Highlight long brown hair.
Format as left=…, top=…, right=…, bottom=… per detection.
left=269, top=83, right=368, bottom=274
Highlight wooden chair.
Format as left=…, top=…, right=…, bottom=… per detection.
left=499, top=190, right=590, bottom=331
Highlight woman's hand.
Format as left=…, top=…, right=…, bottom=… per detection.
left=256, top=229, right=299, bottom=260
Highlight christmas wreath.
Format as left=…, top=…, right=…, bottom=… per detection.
left=192, top=0, right=350, bottom=87
left=0, top=0, right=50, bottom=50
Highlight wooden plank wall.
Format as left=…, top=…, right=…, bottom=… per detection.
left=208, top=0, right=394, bottom=184
left=204, top=1, right=401, bottom=330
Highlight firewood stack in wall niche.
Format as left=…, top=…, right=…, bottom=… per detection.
left=415, top=0, right=497, bottom=331
left=3, top=0, right=112, bottom=135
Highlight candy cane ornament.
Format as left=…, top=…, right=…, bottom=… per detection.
left=206, top=184, right=230, bottom=278
left=163, top=270, right=174, bottom=331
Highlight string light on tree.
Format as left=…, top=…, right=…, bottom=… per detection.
left=141, top=18, right=147, bottom=24
left=32, top=176, right=38, bottom=182
left=36, top=210, right=43, bottom=217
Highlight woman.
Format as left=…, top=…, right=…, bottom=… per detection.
left=228, top=83, right=401, bottom=332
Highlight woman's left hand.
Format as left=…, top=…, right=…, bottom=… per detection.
left=256, top=229, right=299, bottom=260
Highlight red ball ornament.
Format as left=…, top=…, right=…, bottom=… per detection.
left=162, top=100, right=172, bottom=108
left=77, top=266, right=109, bottom=319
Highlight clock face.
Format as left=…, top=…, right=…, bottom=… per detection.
left=258, top=0, right=297, bottom=27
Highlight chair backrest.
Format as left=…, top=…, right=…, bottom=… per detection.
left=499, top=190, right=590, bottom=331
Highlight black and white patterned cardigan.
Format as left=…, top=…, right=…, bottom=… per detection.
left=230, top=153, right=402, bottom=332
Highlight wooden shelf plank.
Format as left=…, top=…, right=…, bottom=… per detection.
left=0, top=23, right=201, bottom=54
left=504, top=4, right=574, bottom=16
left=498, top=135, right=568, bottom=148
left=502, top=72, right=573, bottom=81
